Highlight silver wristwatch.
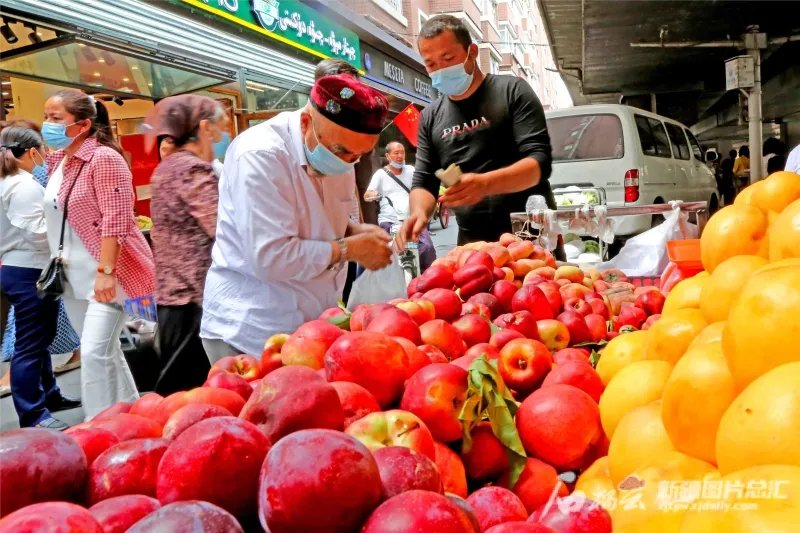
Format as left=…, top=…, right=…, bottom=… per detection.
left=328, top=238, right=348, bottom=271
left=337, top=237, right=348, bottom=263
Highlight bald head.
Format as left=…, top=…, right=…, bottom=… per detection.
left=385, top=141, right=405, bottom=166
left=385, top=141, right=404, bottom=154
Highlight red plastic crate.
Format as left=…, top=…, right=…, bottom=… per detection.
left=629, top=276, right=662, bottom=289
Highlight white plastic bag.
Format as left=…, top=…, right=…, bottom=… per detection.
left=347, top=255, right=408, bottom=307
left=597, top=203, right=697, bottom=276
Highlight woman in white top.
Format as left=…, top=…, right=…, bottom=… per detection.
left=0, top=125, right=79, bottom=430
left=42, top=89, right=155, bottom=420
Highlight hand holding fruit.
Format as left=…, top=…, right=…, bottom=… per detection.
left=345, top=231, right=392, bottom=270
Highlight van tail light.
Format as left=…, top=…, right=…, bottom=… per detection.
left=624, top=169, right=640, bottom=203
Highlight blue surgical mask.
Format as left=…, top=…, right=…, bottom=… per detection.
left=213, top=132, right=231, bottom=160
left=303, top=120, right=357, bottom=176
left=31, top=151, right=49, bottom=187
left=389, top=160, right=404, bottom=170
left=430, top=53, right=475, bottom=97
left=41, top=121, right=77, bottom=150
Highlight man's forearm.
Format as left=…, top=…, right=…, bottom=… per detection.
left=410, top=188, right=437, bottom=218
left=483, top=157, right=543, bottom=196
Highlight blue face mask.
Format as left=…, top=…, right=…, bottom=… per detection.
left=389, top=160, right=405, bottom=169
left=303, top=120, right=357, bottom=176
left=41, top=121, right=78, bottom=150
left=213, top=132, right=231, bottom=160
left=31, top=151, right=49, bottom=187
left=430, top=53, right=475, bottom=97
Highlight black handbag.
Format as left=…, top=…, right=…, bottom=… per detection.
left=36, top=162, right=85, bottom=298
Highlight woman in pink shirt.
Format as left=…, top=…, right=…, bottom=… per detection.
left=42, top=89, right=155, bottom=420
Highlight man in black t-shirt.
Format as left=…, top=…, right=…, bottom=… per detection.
left=397, top=14, right=556, bottom=247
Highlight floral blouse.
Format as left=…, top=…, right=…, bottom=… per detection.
left=149, top=149, right=219, bottom=306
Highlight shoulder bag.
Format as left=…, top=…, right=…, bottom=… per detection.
left=36, top=161, right=86, bottom=298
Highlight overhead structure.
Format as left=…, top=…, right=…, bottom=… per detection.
left=538, top=0, right=800, bottom=161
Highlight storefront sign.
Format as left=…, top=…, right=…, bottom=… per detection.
left=177, top=0, right=362, bottom=69
left=362, top=44, right=437, bottom=102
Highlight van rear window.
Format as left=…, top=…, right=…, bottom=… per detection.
left=547, top=114, right=624, bottom=162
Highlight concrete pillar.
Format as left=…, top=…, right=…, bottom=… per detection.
left=747, top=45, right=763, bottom=182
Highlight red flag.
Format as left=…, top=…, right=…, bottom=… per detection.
left=392, top=103, right=421, bottom=147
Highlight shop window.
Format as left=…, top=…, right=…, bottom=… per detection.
left=245, top=81, right=308, bottom=113
left=1, top=38, right=228, bottom=99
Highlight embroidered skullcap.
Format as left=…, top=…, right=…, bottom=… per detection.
left=310, top=74, right=388, bottom=134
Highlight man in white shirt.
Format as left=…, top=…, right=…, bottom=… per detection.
left=785, top=144, right=800, bottom=174
left=201, top=75, right=393, bottom=359
left=365, top=141, right=435, bottom=272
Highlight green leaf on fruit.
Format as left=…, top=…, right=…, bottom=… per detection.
left=326, top=313, right=351, bottom=331
left=490, top=323, right=503, bottom=335
left=573, top=340, right=607, bottom=349
left=337, top=300, right=349, bottom=312
left=589, top=350, right=601, bottom=368
left=458, top=355, right=527, bottom=487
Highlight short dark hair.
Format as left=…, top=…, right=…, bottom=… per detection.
left=418, top=14, right=472, bottom=49
left=739, top=145, right=749, bottom=157
left=729, top=149, right=737, bottom=159
left=314, top=59, right=359, bottom=80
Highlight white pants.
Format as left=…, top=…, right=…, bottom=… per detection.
left=63, top=296, right=139, bottom=421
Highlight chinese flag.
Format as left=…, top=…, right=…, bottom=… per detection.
left=393, top=103, right=421, bottom=147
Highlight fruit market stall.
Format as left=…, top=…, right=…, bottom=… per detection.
left=510, top=199, right=710, bottom=265
left=1, top=171, right=799, bottom=532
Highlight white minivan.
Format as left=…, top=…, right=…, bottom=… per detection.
left=545, top=104, right=720, bottom=236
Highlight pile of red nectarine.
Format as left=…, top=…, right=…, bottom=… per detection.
left=1, top=234, right=668, bottom=532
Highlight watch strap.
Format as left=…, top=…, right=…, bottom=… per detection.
left=327, top=238, right=348, bottom=271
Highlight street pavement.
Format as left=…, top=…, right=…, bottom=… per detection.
left=0, top=363, right=83, bottom=432
left=429, top=215, right=458, bottom=258
left=0, top=218, right=460, bottom=433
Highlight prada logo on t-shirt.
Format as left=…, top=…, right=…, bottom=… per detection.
left=441, top=116, right=491, bottom=140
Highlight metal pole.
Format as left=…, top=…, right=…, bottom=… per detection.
left=746, top=31, right=763, bottom=183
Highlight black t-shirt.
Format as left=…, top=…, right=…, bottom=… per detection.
left=412, top=74, right=555, bottom=244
